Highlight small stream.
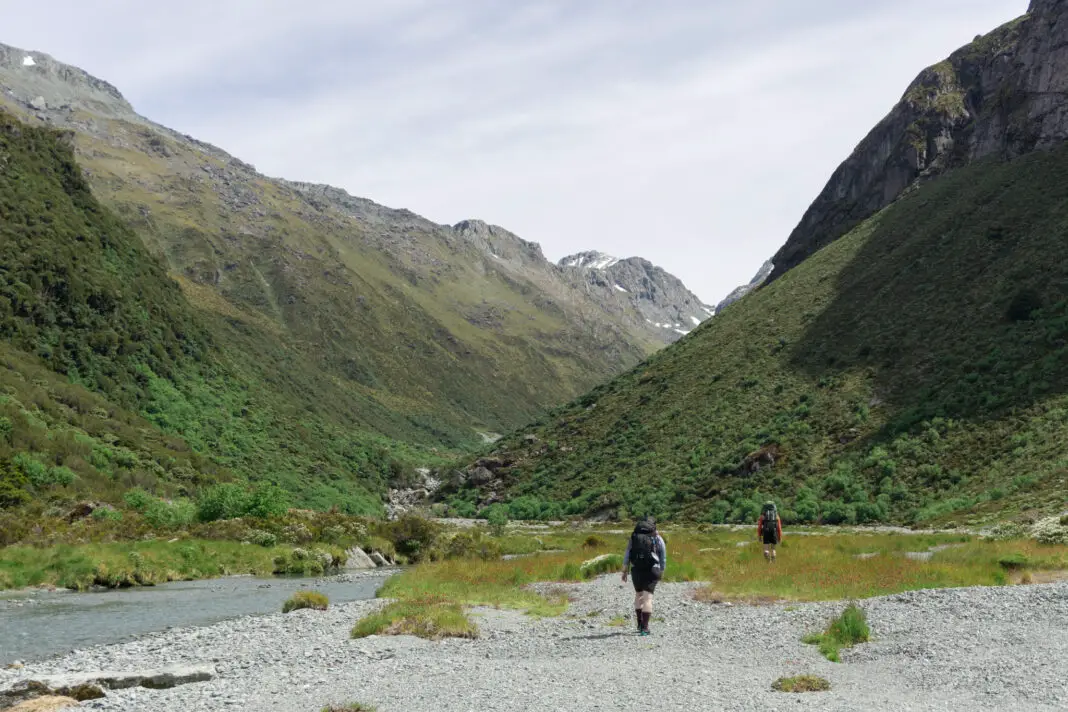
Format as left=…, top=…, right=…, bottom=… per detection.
left=0, top=572, right=389, bottom=664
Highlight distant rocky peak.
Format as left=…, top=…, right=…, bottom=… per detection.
left=0, top=42, right=133, bottom=118
left=454, top=219, right=546, bottom=264
left=559, top=251, right=620, bottom=270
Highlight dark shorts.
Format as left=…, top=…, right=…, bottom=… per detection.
left=762, top=533, right=779, bottom=545
left=631, top=566, right=662, bottom=593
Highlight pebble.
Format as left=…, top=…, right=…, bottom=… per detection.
left=0, top=578, right=1065, bottom=711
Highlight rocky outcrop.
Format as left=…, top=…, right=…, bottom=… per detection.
left=25, top=665, right=215, bottom=692
left=714, top=260, right=774, bottom=314
left=769, top=0, right=1068, bottom=280
left=559, top=252, right=715, bottom=342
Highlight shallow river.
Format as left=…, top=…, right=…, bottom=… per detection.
left=0, top=572, right=387, bottom=664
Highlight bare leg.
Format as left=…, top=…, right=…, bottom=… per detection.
left=769, top=544, right=777, bottom=561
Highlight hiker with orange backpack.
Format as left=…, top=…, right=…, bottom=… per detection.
left=621, top=517, right=667, bottom=635
left=757, top=501, right=783, bottom=562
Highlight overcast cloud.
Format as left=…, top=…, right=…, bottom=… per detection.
left=3, top=1, right=1029, bottom=302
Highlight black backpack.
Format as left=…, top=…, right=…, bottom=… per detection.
left=630, top=520, right=658, bottom=570
left=761, top=504, right=778, bottom=539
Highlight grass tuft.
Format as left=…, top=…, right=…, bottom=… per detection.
left=803, top=603, right=870, bottom=662
left=772, top=675, right=831, bottom=693
left=351, top=598, right=479, bottom=640
left=282, top=590, right=329, bottom=613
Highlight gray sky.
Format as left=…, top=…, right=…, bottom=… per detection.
left=4, top=1, right=1028, bottom=302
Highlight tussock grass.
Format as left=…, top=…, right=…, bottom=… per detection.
left=351, top=598, right=478, bottom=640
left=685, top=531, right=1068, bottom=601
left=772, top=675, right=831, bottom=692
left=803, top=603, right=870, bottom=662
left=283, top=590, right=329, bottom=613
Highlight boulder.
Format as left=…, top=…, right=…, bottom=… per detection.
left=469, top=466, right=494, bottom=485
left=344, top=547, right=376, bottom=570
left=369, top=551, right=390, bottom=567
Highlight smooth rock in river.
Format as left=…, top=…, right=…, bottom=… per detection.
left=344, top=547, right=376, bottom=570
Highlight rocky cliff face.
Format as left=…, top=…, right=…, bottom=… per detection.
left=769, top=0, right=1068, bottom=281
left=558, top=252, right=715, bottom=342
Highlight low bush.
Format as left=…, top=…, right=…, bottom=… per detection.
left=378, top=514, right=442, bottom=562
left=441, top=530, right=502, bottom=561
left=272, top=547, right=342, bottom=576
left=1032, top=515, right=1068, bottom=545
left=997, top=553, right=1030, bottom=570
left=245, top=529, right=278, bottom=547
left=582, top=535, right=607, bottom=549
left=283, top=590, right=329, bottom=613
left=197, top=484, right=251, bottom=522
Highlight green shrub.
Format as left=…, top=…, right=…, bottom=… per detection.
left=48, top=466, right=78, bottom=487
left=91, top=507, right=123, bottom=522
left=582, top=535, right=607, bottom=549
left=123, top=488, right=156, bottom=512
left=483, top=504, right=509, bottom=535
left=283, top=590, right=329, bottom=613
left=0, top=459, right=31, bottom=508
left=246, top=529, right=278, bottom=547
left=197, top=483, right=250, bottom=522
left=997, top=553, right=1030, bottom=570
left=246, top=483, right=290, bottom=519
left=442, top=531, right=502, bottom=560
left=12, top=453, right=49, bottom=487
left=380, top=514, right=442, bottom=562
left=144, top=498, right=196, bottom=529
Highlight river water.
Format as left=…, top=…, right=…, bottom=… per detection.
left=0, top=572, right=388, bottom=664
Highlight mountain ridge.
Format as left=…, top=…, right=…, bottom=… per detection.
left=767, top=0, right=1068, bottom=282
left=446, top=4, right=1068, bottom=525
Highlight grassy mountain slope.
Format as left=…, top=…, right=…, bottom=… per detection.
left=0, top=112, right=441, bottom=513
left=452, top=146, right=1068, bottom=525
left=0, top=43, right=662, bottom=453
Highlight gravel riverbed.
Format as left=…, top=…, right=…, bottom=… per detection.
left=2, top=577, right=1066, bottom=711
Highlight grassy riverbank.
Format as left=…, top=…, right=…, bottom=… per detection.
left=0, top=539, right=348, bottom=591
left=353, top=525, right=1068, bottom=638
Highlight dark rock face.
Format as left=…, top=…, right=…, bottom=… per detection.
left=769, top=0, right=1068, bottom=281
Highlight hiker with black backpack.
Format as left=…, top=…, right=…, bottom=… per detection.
left=757, top=501, right=783, bottom=562
left=621, top=517, right=667, bottom=636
